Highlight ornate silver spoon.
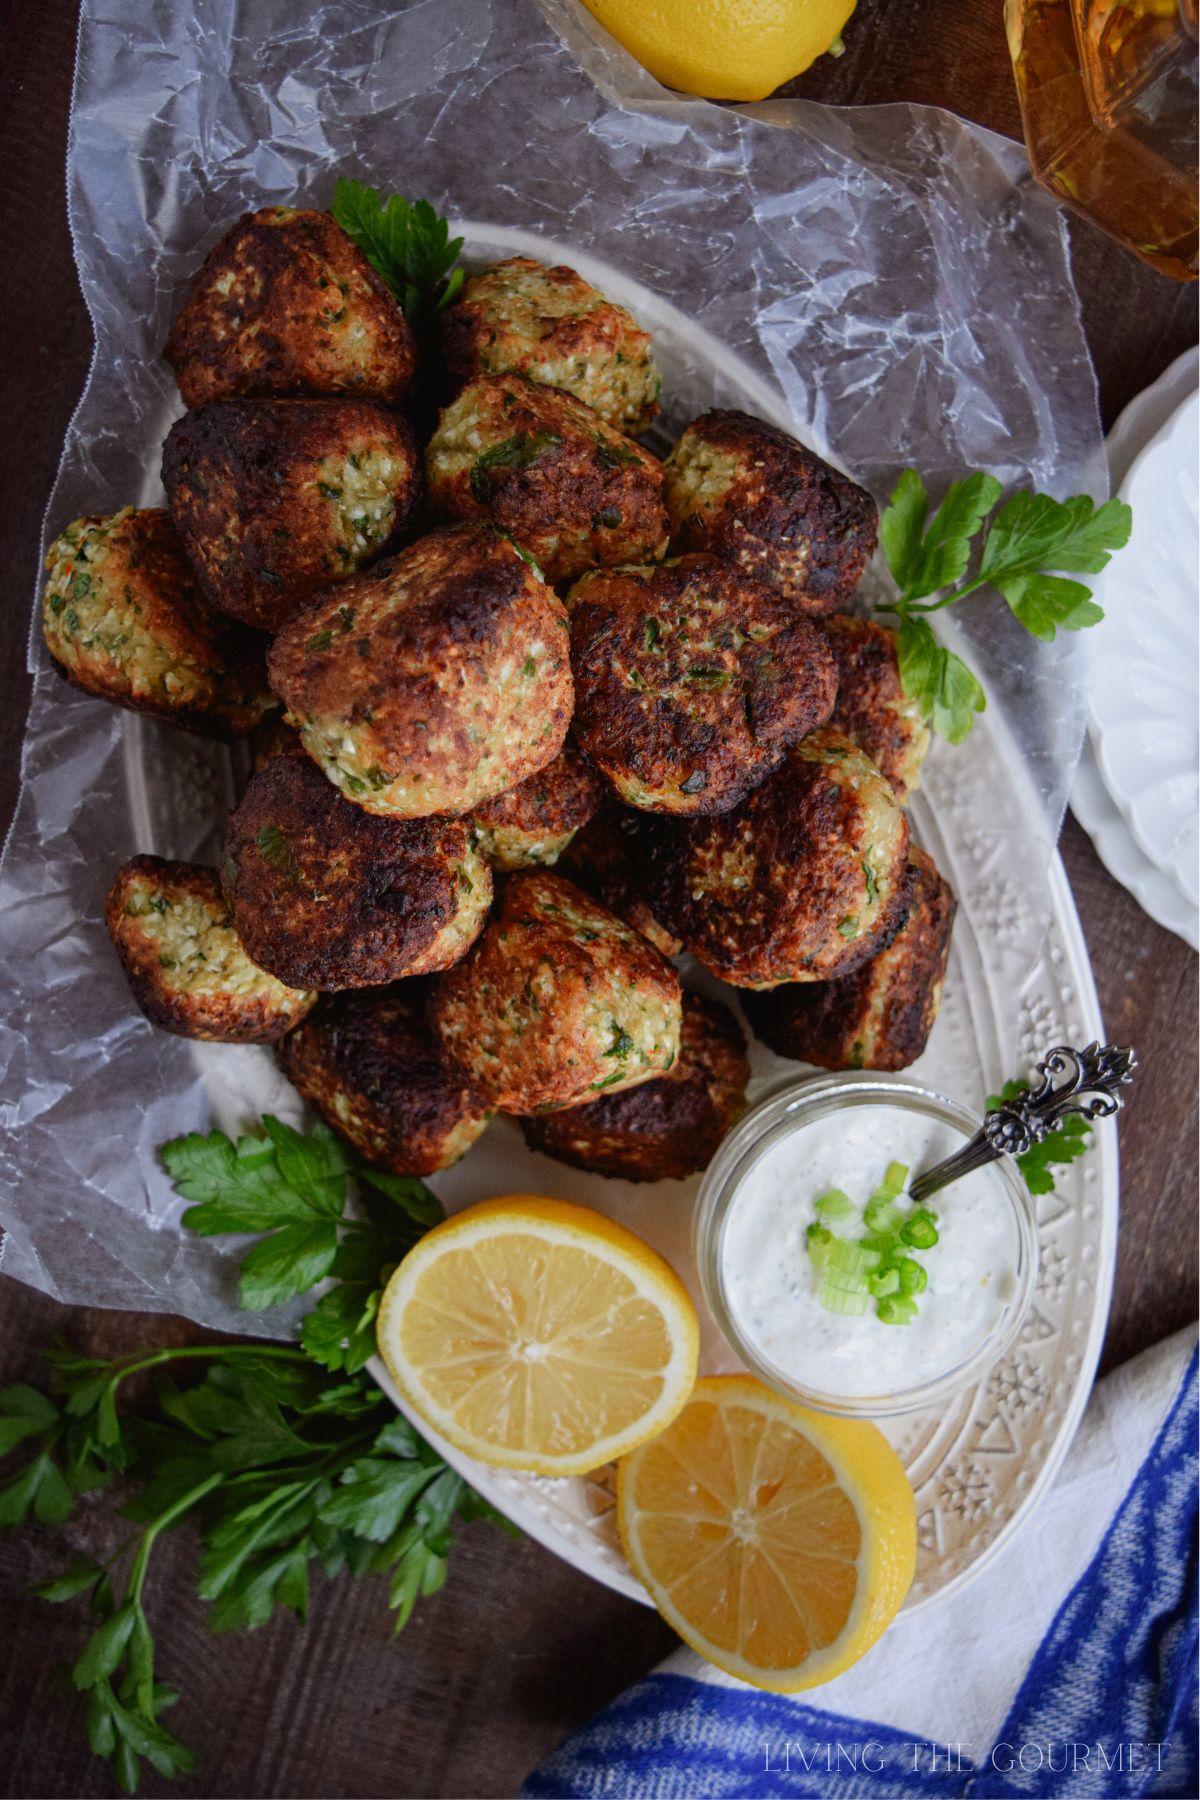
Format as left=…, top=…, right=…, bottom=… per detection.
left=907, top=1042, right=1137, bottom=1206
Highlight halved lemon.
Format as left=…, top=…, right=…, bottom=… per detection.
left=376, top=1195, right=700, bottom=1476
left=617, top=1375, right=915, bottom=1691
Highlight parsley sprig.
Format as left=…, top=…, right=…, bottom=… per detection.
left=331, top=178, right=463, bottom=321
left=166, top=1114, right=439, bottom=1367
left=877, top=470, right=1131, bottom=744
left=0, top=1117, right=512, bottom=1794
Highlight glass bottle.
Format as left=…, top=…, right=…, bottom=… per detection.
left=1006, top=0, right=1199, bottom=280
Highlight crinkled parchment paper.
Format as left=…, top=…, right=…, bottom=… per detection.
left=0, top=0, right=1105, bottom=1330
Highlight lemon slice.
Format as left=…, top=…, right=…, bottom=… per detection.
left=617, top=1374, right=915, bottom=1690
left=376, top=1195, right=699, bottom=1476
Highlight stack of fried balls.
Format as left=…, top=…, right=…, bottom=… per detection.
left=45, top=204, right=956, bottom=1184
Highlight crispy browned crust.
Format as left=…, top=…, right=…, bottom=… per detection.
left=105, top=856, right=315, bottom=1042
left=472, top=743, right=606, bottom=869
left=823, top=614, right=930, bottom=803
left=277, top=984, right=493, bottom=1175
left=267, top=524, right=574, bottom=818
left=43, top=509, right=275, bottom=739
left=568, top=554, right=838, bottom=814
left=556, top=804, right=683, bottom=956
left=665, top=410, right=878, bottom=615
left=162, top=399, right=423, bottom=631
left=425, top=375, right=667, bottom=584
left=427, top=870, right=682, bottom=1114
left=221, top=754, right=491, bottom=990
left=522, top=992, right=749, bottom=1182
left=744, top=846, right=956, bottom=1070
left=644, top=730, right=911, bottom=988
left=442, top=257, right=658, bottom=433
left=164, top=208, right=417, bottom=408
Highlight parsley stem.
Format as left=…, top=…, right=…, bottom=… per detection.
left=128, top=1473, right=225, bottom=1603
left=896, top=575, right=991, bottom=614
left=95, top=1342, right=308, bottom=1397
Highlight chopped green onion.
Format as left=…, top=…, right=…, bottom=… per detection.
left=805, top=1222, right=833, bottom=1266
left=818, top=1280, right=871, bottom=1316
left=900, top=1210, right=940, bottom=1250
left=873, top=1161, right=909, bottom=1202
left=804, top=1158, right=937, bottom=1325
left=876, top=1294, right=919, bottom=1326
left=897, top=1257, right=928, bottom=1295
left=815, top=1188, right=856, bottom=1223
left=863, top=1194, right=903, bottom=1234
left=823, top=1239, right=880, bottom=1278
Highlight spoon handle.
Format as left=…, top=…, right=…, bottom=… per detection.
left=908, top=1042, right=1136, bottom=1206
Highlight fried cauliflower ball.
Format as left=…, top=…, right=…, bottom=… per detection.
left=425, top=375, right=668, bottom=584
left=106, top=856, right=315, bottom=1041
left=277, top=985, right=492, bottom=1175
left=442, top=257, right=660, bottom=434
left=522, top=992, right=749, bottom=1182
left=162, top=399, right=422, bottom=632
left=42, top=508, right=274, bottom=738
left=663, top=411, right=878, bottom=616
left=267, top=524, right=573, bottom=818
left=567, top=554, right=838, bottom=814
left=556, top=804, right=683, bottom=957
left=744, top=847, right=956, bottom=1069
left=472, top=744, right=605, bottom=871
left=221, top=753, right=492, bottom=990
left=428, top=870, right=682, bottom=1114
left=645, top=727, right=910, bottom=989
left=164, top=207, right=416, bottom=408
left=822, top=614, right=930, bottom=803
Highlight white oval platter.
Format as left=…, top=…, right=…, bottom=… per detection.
left=126, top=224, right=1118, bottom=1614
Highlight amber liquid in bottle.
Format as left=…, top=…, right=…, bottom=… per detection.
left=1007, top=0, right=1199, bottom=279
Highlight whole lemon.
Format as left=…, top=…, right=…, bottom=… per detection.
left=579, top=0, right=856, bottom=102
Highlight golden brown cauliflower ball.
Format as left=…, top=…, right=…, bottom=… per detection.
left=164, top=207, right=416, bottom=408
left=162, top=399, right=423, bottom=632
left=556, top=804, right=684, bottom=958
left=743, top=847, right=956, bottom=1069
left=42, top=508, right=274, bottom=738
left=267, top=524, right=573, bottom=818
left=442, top=256, right=660, bottom=434
left=425, top=375, right=668, bottom=584
left=428, top=870, right=682, bottom=1114
left=471, top=744, right=605, bottom=871
left=663, top=410, right=878, bottom=616
left=644, top=727, right=910, bottom=989
left=522, top=992, right=749, bottom=1182
left=106, top=856, right=315, bottom=1041
left=567, top=554, right=838, bottom=814
left=277, top=985, right=493, bottom=1175
left=221, top=752, right=492, bottom=990
left=822, top=614, right=931, bottom=804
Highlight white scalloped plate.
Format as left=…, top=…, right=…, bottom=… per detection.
left=1088, top=389, right=1199, bottom=908
left=1070, top=348, right=1200, bottom=951
left=126, top=225, right=1118, bottom=1615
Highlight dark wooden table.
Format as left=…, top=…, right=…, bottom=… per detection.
left=1, top=2, right=1196, bottom=1795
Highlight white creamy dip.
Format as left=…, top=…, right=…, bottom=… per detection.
left=720, top=1104, right=1021, bottom=1400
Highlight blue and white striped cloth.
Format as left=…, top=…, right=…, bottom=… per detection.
left=525, top=1330, right=1197, bottom=1799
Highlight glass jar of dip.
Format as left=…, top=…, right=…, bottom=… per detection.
left=694, top=1073, right=1038, bottom=1419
